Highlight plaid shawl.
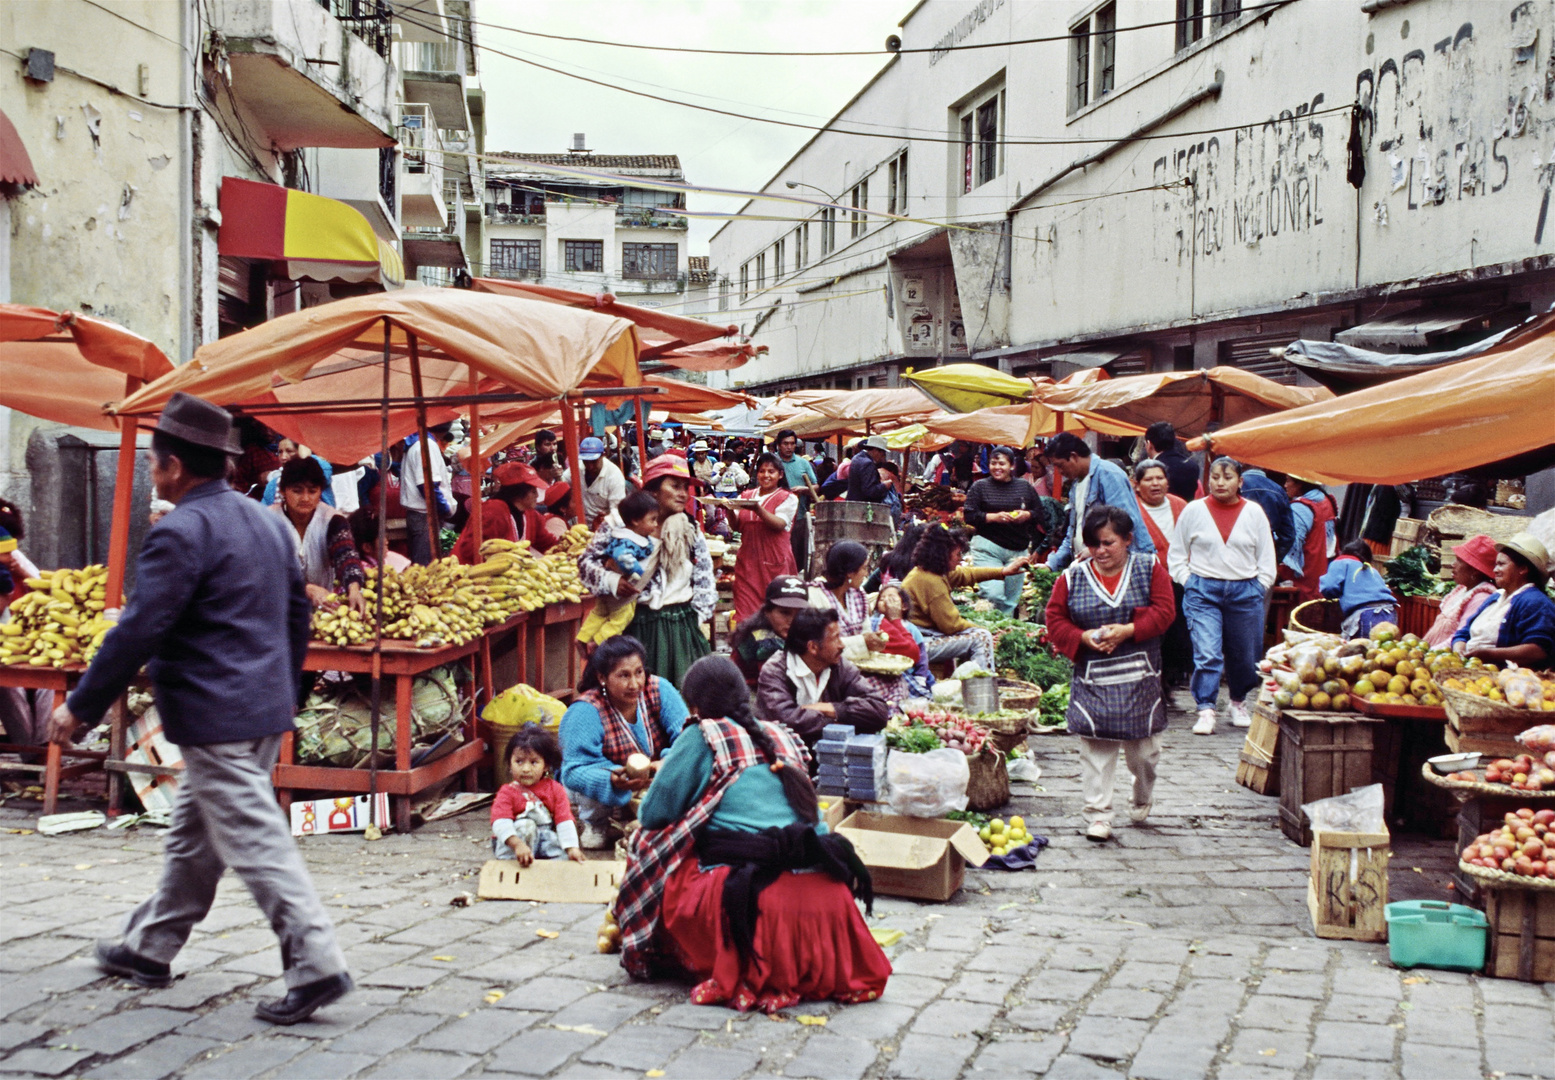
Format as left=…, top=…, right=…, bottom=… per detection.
left=583, top=676, right=667, bottom=766
left=613, top=716, right=809, bottom=979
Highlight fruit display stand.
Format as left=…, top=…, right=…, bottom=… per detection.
left=1278, top=709, right=1387, bottom=846
left=276, top=636, right=487, bottom=833
left=1441, top=682, right=1546, bottom=759
left=522, top=599, right=592, bottom=702
left=1456, top=859, right=1555, bottom=981
left=1423, top=766, right=1555, bottom=903
left=0, top=664, right=107, bottom=816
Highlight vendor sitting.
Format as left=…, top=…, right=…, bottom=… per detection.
left=729, top=576, right=812, bottom=687
left=453, top=462, right=558, bottom=564
left=1319, top=541, right=1399, bottom=639
left=270, top=456, right=365, bottom=613
left=614, top=655, right=889, bottom=1010
left=1424, top=534, right=1499, bottom=648
left=558, top=636, right=689, bottom=849
left=1454, top=533, right=1555, bottom=667
left=755, top=608, right=889, bottom=745
left=866, top=583, right=934, bottom=703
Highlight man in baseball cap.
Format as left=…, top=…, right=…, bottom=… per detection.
left=566, top=436, right=626, bottom=527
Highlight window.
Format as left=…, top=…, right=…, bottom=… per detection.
left=563, top=240, right=603, bottom=273
left=1212, top=0, right=1241, bottom=30
left=1094, top=3, right=1116, bottom=99
left=755, top=252, right=766, bottom=290
left=1175, top=0, right=1204, bottom=50
left=850, top=179, right=868, bottom=239
left=888, top=150, right=908, bottom=215
left=961, top=93, right=1002, bottom=189
left=821, top=208, right=837, bottom=255
left=976, top=98, right=999, bottom=187
left=961, top=113, right=975, bottom=193
left=489, top=239, right=541, bottom=276
left=774, top=237, right=786, bottom=279
left=1070, top=21, right=1090, bottom=111
left=719, top=277, right=730, bottom=312
left=740, top=263, right=749, bottom=302
left=622, top=242, right=677, bottom=279
left=795, top=224, right=808, bottom=269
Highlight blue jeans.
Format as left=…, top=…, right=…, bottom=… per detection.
left=1182, top=575, right=1266, bottom=710
left=970, top=535, right=1023, bottom=615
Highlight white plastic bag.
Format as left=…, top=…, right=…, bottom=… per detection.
left=885, top=748, right=969, bottom=818
left=1302, top=783, right=1386, bottom=835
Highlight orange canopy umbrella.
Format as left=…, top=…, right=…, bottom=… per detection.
left=1036, top=366, right=1331, bottom=437
left=803, top=386, right=938, bottom=425
left=922, top=400, right=1144, bottom=448
left=0, top=304, right=174, bottom=431
left=1192, top=334, right=1555, bottom=485
left=649, top=340, right=767, bottom=372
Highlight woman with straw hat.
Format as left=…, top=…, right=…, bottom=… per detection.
left=1453, top=533, right=1555, bottom=667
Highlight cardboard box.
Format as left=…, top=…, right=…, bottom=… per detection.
left=290, top=794, right=390, bottom=837
left=819, top=796, right=845, bottom=832
left=479, top=859, right=627, bottom=903
left=834, top=811, right=988, bottom=902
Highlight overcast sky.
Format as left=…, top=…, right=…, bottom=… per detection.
left=478, top=0, right=905, bottom=253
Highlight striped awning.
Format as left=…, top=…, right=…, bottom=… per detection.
left=218, top=177, right=403, bottom=287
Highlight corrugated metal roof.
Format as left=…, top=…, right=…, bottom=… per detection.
left=489, top=153, right=682, bottom=171
left=1335, top=302, right=1503, bottom=348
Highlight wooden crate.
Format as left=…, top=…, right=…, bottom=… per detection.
left=1236, top=698, right=1281, bottom=796
left=1307, top=828, right=1390, bottom=941
left=1483, top=885, right=1555, bottom=982
left=1278, top=710, right=1385, bottom=846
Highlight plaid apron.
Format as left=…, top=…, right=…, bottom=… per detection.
left=613, top=716, right=809, bottom=979
left=1063, top=554, right=1166, bottom=742
left=583, top=676, right=668, bottom=766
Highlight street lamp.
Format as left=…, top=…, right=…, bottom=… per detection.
left=785, top=180, right=838, bottom=201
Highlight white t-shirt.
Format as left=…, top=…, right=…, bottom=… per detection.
left=786, top=650, right=831, bottom=705
left=1141, top=498, right=1176, bottom=539
left=400, top=438, right=451, bottom=514
left=564, top=457, right=628, bottom=525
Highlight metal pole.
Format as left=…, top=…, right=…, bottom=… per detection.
left=368, top=317, right=391, bottom=827
left=408, top=335, right=440, bottom=559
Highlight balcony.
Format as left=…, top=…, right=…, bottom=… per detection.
left=615, top=207, right=689, bottom=231
left=389, top=0, right=450, bottom=43
left=314, top=147, right=398, bottom=240
left=398, top=104, right=446, bottom=229
left=214, top=0, right=396, bottom=149
left=396, top=39, right=469, bottom=131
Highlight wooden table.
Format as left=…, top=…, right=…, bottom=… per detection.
left=0, top=664, right=107, bottom=816
left=524, top=600, right=592, bottom=702
left=277, top=637, right=487, bottom=833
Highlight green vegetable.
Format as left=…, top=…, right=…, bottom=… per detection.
left=1037, top=684, right=1070, bottom=728
left=1386, top=544, right=1449, bottom=598
left=996, top=626, right=1072, bottom=688
left=885, top=725, right=943, bottom=754
left=946, top=809, right=991, bottom=829
left=1020, top=566, right=1057, bottom=618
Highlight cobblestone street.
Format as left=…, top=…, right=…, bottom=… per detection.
left=0, top=695, right=1540, bottom=1080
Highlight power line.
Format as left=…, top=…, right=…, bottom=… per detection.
left=448, top=1, right=1289, bottom=59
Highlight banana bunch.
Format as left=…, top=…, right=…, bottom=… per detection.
left=474, top=539, right=584, bottom=613
left=0, top=565, right=118, bottom=668
left=310, top=606, right=373, bottom=648
left=550, top=523, right=595, bottom=557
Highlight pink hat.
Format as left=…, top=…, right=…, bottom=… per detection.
left=1455, top=534, right=1498, bottom=578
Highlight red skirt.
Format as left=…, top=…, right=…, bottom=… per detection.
left=660, top=859, right=892, bottom=1013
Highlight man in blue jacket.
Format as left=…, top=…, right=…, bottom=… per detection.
left=50, top=393, right=350, bottom=1026
left=846, top=435, right=892, bottom=503
left=1043, top=432, right=1153, bottom=571
left=1240, top=467, right=1296, bottom=564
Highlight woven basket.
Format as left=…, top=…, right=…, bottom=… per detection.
left=1441, top=686, right=1539, bottom=729
left=965, top=746, right=1011, bottom=812
left=1458, top=860, right=1555, bottom=891
left=1428, top=505, right=1526, bottom=542
left=1290, top=598, right=1343, bottom=635
left=1420, top=762, right=1555, bottom=801
left=998, top=679, right=1044, bottom=712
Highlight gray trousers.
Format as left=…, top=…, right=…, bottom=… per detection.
left=121, top=733, right=347, bottom=989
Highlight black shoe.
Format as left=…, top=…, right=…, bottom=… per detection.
left=255, top=972, right=353, bottom=1025
left=95, top=941, right=173, bottom=988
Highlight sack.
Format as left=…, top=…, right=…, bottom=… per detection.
left=482, top=684, right=567, bottom=732
left=885, top=747, right=969, bottom=818
left=1302, top=783, right=1386, bottom=835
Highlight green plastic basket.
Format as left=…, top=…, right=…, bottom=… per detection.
left=1384, top=900, right=1488, bottom=972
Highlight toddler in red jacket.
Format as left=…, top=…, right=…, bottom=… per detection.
left=491, top=724, right=585, bottom=864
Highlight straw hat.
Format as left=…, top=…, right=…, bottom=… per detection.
left=1497, top=532, right=1551, bottom=584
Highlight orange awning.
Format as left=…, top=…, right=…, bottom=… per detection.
left=923, top=400, right=1144, bottom=448
left=1036, top=366, right=1332, bottom=436
left=1194, top=332, right=1555, bottom=485
left=0, top=108, right=38, bottom=189
left=114, top=288, right=640, bottom=463
left=0, top=305, right=174, bottom=430
left=651, top=340, right=767, bottom=372
left=218, top=177, right=404, bottom=287
left=804, top=386, right=937, bottom=424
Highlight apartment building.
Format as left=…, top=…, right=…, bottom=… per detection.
left=481, top=142, right=689, bottom=306
left=709, top=0, right=1555, bottom=396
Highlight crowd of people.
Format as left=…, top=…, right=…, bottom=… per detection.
left=13, top=392, right=1555, bottom=1024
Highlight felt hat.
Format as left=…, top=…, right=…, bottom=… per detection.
left=1453, top=534, right=1498, bottom=579
left=862, top=435, right=888, bottom=451
left=154, top=392, right=240, bottom=454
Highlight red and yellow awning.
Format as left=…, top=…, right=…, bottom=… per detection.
left=218, top=176, right=403, bottom=287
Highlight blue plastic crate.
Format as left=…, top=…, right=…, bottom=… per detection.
left=1385, top=901, right=1488, bottom=972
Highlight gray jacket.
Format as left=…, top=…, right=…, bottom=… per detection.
left=755, top=650, right=890, bottom=745
left=68, top=479, right=312, bottom=745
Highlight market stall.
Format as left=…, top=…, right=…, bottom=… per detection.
left=1038, top=365, right=1333, bottom=438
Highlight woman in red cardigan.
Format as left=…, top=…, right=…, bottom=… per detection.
left=1134, top=459, right=1191, bottom=688
left=1045, top=505, right=1177, bottom=843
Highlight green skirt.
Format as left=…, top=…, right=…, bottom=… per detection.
left=626, top=602, right=711, bottom=689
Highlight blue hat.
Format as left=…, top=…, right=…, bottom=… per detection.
left=579, top=437, right=606, bottom=461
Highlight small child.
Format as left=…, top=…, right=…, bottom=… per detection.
left=576, top=490, right=660, bottom=647
left=491, top=724, right=585, bottom=865
left=1320, top=540, right=1399, bottom=639
left=867, top=584, right=935, bottom=700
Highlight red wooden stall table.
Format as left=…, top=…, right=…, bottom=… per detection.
left=524, top=599, right=593, bottom=702
left=278, top=636, right=487, bottom=834
left=0, top=664, right=107, bottom=816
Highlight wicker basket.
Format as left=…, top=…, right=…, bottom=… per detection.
left=1441, top=686, right=1540, bottom=730
left=965, top=746, right=1011, bottom=812
left=997, top=678, right=1044, bottom=712
left=1290, top=598, right=1343, bottom=635
left=1458, top=860, right=1555, bottom=891
left=1428, top=505, right=1526, bottom=543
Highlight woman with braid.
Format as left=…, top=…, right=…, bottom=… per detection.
left=613, top=655, right=889, bottom=1013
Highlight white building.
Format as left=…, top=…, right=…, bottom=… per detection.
left=710, top=0, right=1555, bottom=401
left=481, top=142, right=688, bottom=306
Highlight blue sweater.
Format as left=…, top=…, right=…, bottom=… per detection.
left=638, top=723, right=807, bottom=834
left=557, top=678, right=689, bottom=806
left=1047, top=457, right=1154, bottom=571
left=1453, top=586, right=1555, bottom=661
left=1319, top=556, right=1396, bottom=616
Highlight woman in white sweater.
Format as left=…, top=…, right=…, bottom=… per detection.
left=1168, top=458, right=1277, bottom=735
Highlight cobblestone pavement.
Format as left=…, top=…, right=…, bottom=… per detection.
left=0, top=692, right=1545, bottom=1079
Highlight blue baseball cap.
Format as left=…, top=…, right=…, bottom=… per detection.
left=579, top=437, right=606, bottom=461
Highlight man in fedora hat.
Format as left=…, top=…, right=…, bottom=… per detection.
left=49, top=392, right=351, bottom=1025
left=845, top=434, right=893, bottom=504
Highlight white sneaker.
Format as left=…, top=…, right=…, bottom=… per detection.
left=1129, top=802, right=1151, bottom=824
left=579, top=822, right=611, bottom=850
left=1192, top=708, right=1217, bottom=735
left=1231, top=700, right=1252, bottom=728
left=1085, top=821, right=1112, bottom=842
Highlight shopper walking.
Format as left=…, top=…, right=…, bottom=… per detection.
left=49, top=393, right=350, bottom=1025
left=963, top=446, right=1041, bottom=615
left=1046, top=506, right=1176, bottom=841
left=1168, top=457, right=1277, bottom=735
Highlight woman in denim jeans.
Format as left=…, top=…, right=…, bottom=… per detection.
left=1166, top=458, right=1276, bottom=736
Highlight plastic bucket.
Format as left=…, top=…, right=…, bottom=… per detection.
left=962, top=675, right=999, bottom=714
left=1384, top=900, right=1488, bottom=972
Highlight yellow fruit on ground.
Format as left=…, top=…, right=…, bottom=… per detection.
left=1009, top=816, right=1025, bottom=830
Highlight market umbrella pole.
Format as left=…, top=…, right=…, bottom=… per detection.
left=561, top=400, right=586, bottom=526
left=408, top=335, right=440, bottom=560
left=102, top=374, right=143, bottom=608
left=467, top=366, right=483, bottom=564
left=368, top=318, right=391, bottom=829
left=634, top=396, right=648, bottom=481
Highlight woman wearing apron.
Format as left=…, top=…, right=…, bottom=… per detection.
left=729, top=454, right=800, bottom=623
left=1045, top=505, right=1177, bottom=842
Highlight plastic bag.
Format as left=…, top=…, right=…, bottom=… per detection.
left=1290, top=644, right=1327, bottom=687
left=885, top=747, right=969, bottom=818
left=932, top=680, right=963, bottom=706
left=1496, top=669, right=1545, bottom=710
left=1518, top=725, right=1555, bottom=754
left=1007, top=756, right=1041, bottom=783
left=482, top=683, right=566, bottom=732
left=1302, top=783, right=1386, bottom=834
left=951, top=661, right=994, bottom=680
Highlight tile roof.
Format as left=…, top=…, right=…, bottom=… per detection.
left=489, top=153, right=682, bottom=171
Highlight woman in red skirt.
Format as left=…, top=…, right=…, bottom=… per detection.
left=612, top=655, right=890, bottom=1013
